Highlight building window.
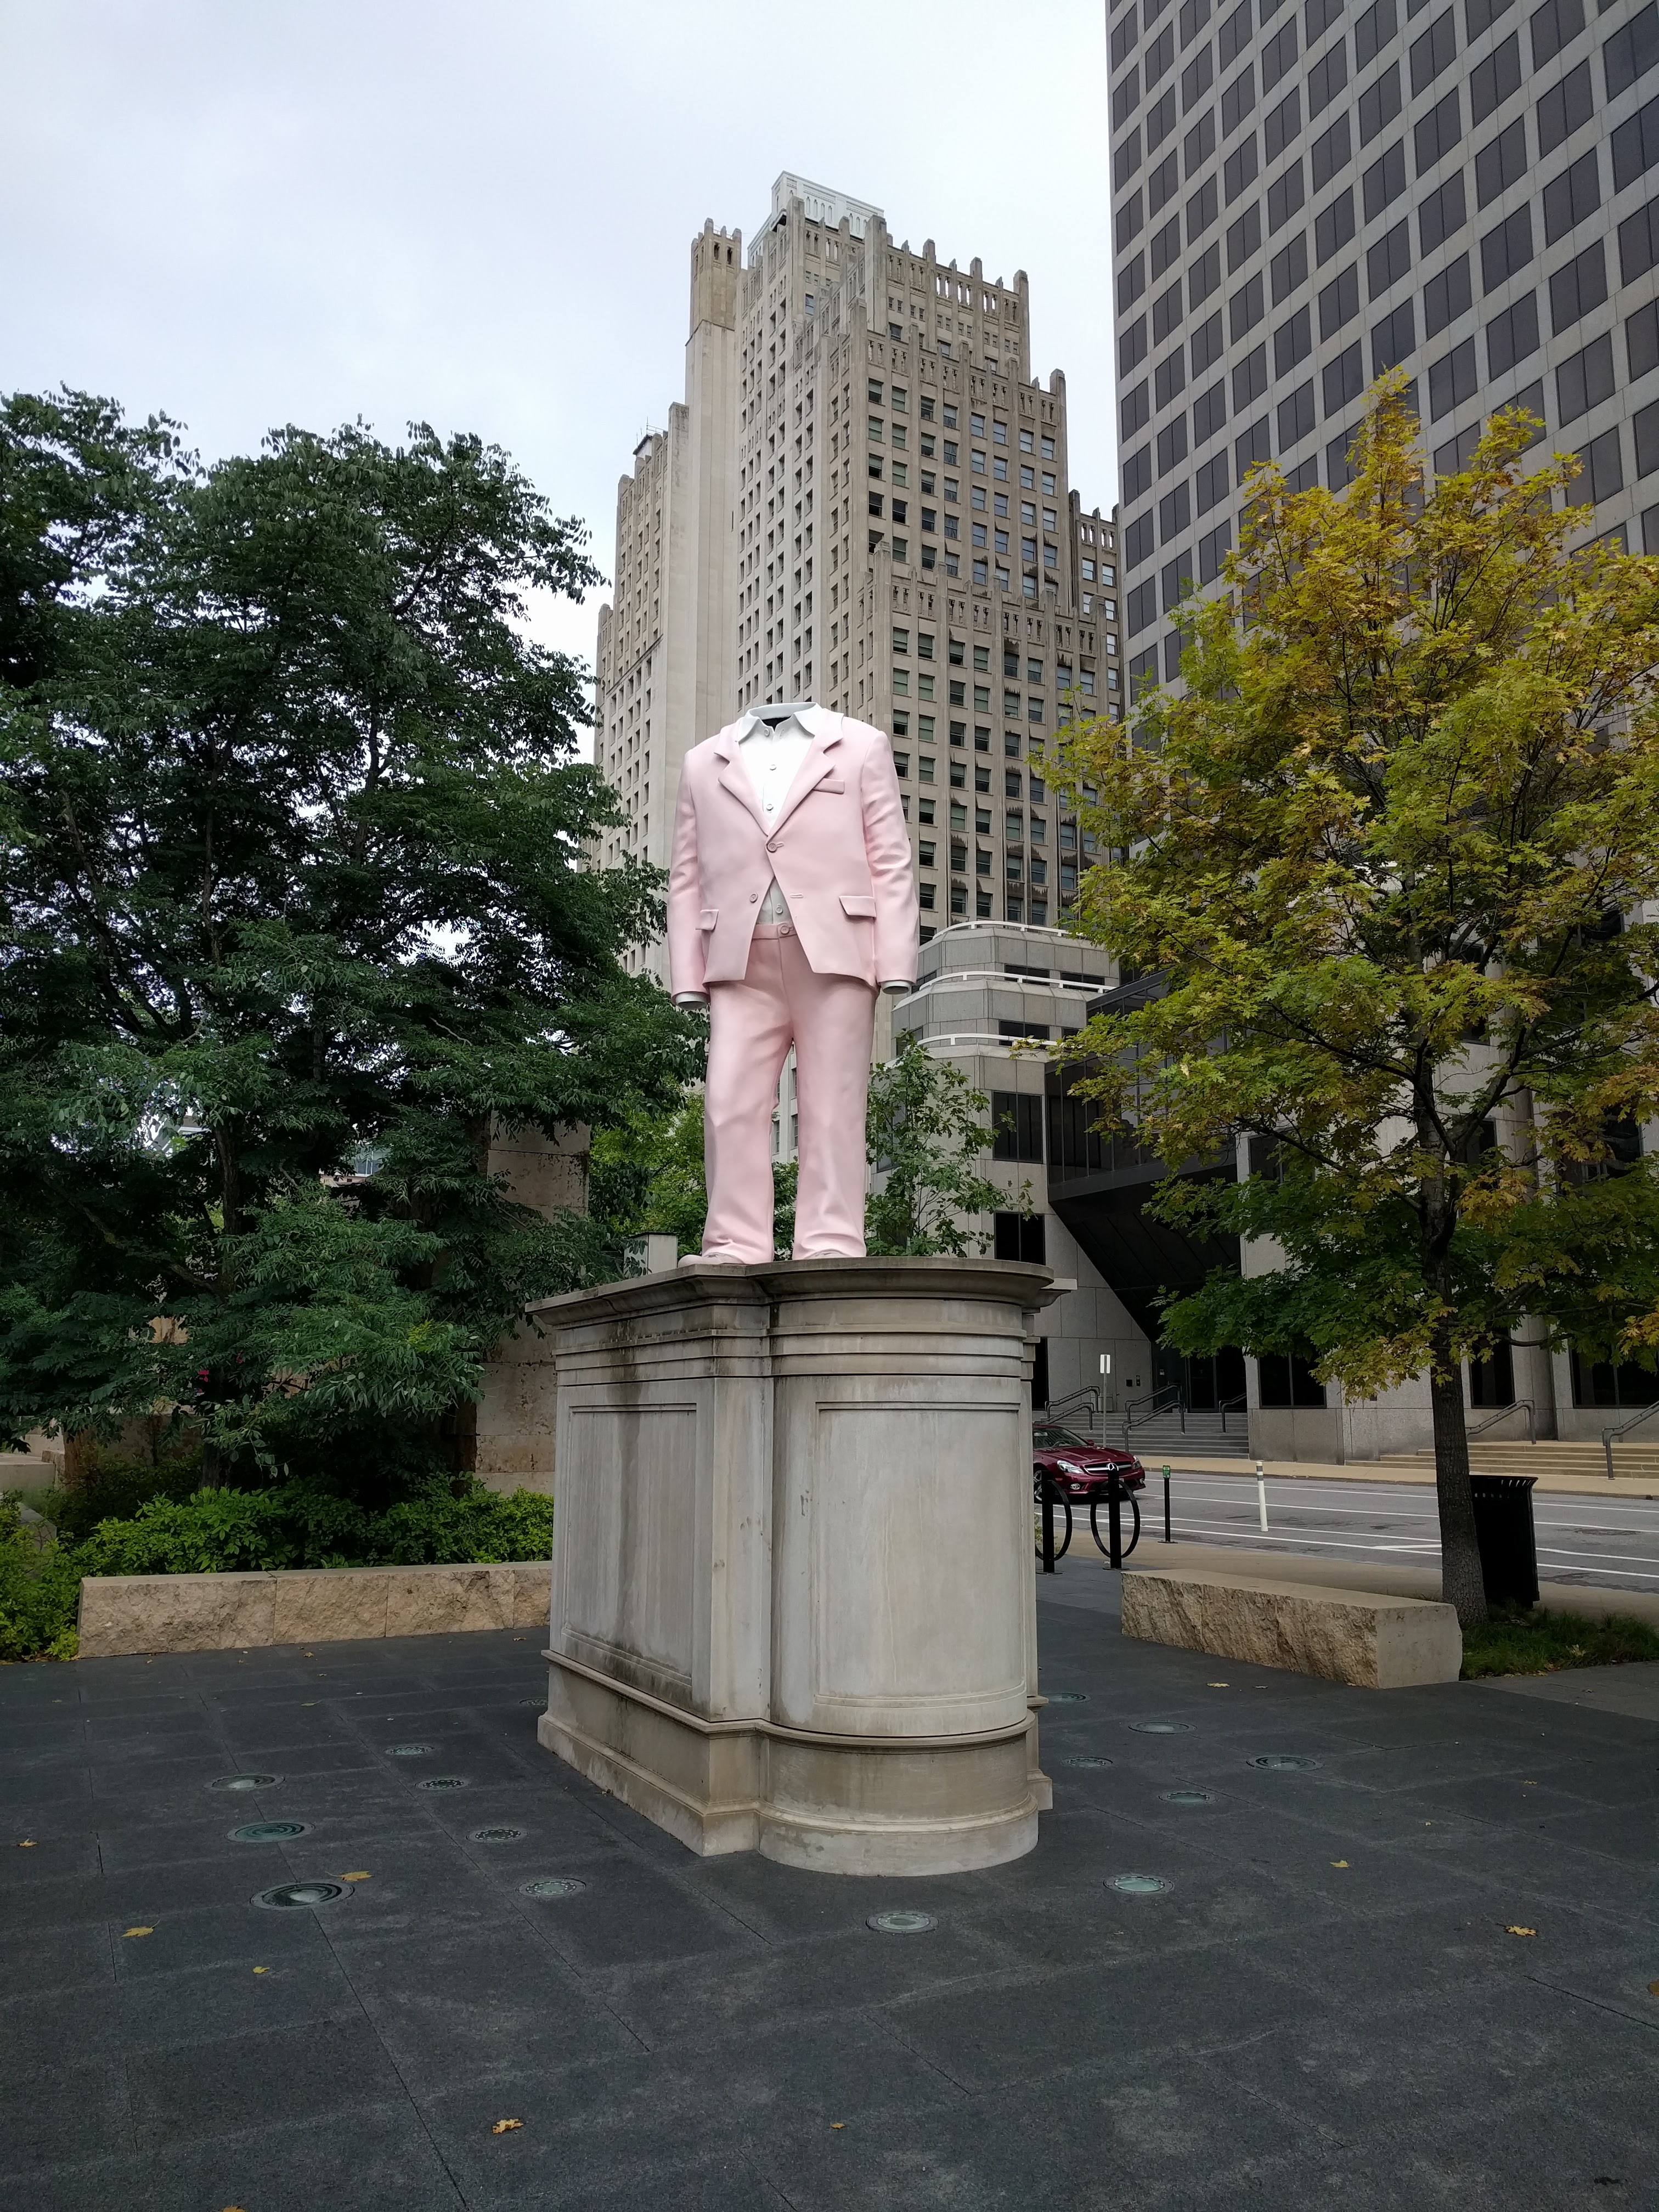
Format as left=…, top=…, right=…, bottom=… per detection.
left=994, top=1211, right=1048, bottom=1264
left=1257, top=1352, right=1328, bottom=1407
left=992, top=1093, right=1046, bottom=1163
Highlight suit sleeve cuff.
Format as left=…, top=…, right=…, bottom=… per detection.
left=879, top=979, right=912, bottom=995
left=673, top=991, right=710, bottom=1006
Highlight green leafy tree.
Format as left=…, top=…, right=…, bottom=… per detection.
left=0, top=390, right=700, bottom=1492
left=865, top=1034, right=1017, bottom=1256
left=1056, top=379, right=1659, bottom=1624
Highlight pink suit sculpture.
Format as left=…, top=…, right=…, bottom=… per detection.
left=667, top=702, right=919, bottom=1263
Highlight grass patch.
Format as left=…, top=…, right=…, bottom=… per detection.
left=1460, top=1604, right=1659, bottom=1679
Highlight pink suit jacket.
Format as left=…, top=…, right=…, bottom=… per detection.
left=667, top=709, right=919, bottom=993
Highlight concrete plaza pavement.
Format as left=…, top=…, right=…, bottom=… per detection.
left=1, top=1583, right=1655, bottom=2211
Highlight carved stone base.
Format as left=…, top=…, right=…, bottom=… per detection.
left=528, top=1257, right=1058, bottom=1876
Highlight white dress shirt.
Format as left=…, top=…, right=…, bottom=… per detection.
left=740, top=713, right=812, bottom=921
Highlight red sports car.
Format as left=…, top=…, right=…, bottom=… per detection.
left=1032, top=1424, right=1147, bottom=1500
left=1032, top=1425, right=1146, bottom=1560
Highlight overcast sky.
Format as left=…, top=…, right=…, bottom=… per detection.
left=3, top=1, right=1113, bottom=691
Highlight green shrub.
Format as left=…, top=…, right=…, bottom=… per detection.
left=45, top=1443, right=210, bottom=1545
left=0, top=1500, right=82, bottom=1662
left=0, top=1479, right=555, bottom=1662
left=1460, top=1604, right=1659, bottom=1678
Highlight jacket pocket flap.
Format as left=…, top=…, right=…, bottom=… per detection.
left=698, top=907, right=719, bottom=929
left=816, top=776, right=846, bottom=793
left=840, top=893, right=877, bottom=918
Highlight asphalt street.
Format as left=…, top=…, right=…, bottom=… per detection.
left=1124, top=1471, right=1659, bottom=1594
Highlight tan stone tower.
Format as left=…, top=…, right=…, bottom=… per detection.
left=593, top=176, right=1122, bottom=979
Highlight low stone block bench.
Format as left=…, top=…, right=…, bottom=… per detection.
left=76, top=1559, right=552, bottom=1659
left=1121, top=1565, right=1462, bottom=1689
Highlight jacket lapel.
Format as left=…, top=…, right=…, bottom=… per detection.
left=713, top=719, right=769, bottom=832
left=766, top=711, right=845, bottom=835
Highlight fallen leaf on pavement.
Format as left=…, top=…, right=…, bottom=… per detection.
left=252, top=1967, right=269, bottom=1975
left=1330, top=1860, right=1349, bottom=1868
left=341, top=1871, right=371, bottom=1881
left=1207, top=1681, right=1228, bottom=1688
left=1647, top=1980, right=1659, bottom=1996
left=16, top=1839, right=35, bottom=1848
left=1505, top=1926, right=1537, bottom=1937
left=122, top=1926, right=153, bottom=1938
left=831, top=2123, right=846, bottom=2130
left=492, top=2119, right=523, bottom=2135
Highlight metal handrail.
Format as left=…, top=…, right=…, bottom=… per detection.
left=1217, top=1391, right=1249, bottom=1435
left=1466, top=1398, right=1537, bottom=1446
left=1124, top=1384, right=1186, bottom=1437
left=1043, top=1386, right=1101, bottom=1429
left=1602, top=1398, right=1659, bottom=1480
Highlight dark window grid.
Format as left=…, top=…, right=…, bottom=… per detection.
left=1605, top=4, right=1659, bottom=103
left=1470, top=31, right=1523, bottom=123
left=1424, top=250, right=1474, bottom=334
left=1549, top=238, right=1607, bottom=334
left=1308, top=39, right=1350, bottom=115
left=1415, top=87, right=1463, bottom=171
left=1557, top=329, right=1617, bottom=424
left=1409, top=7, right=1459, bottom=93
left=1543, top=146, right=1600, bottom=245
left=1358, top=57, right=1404, bottom=141
left=1476, top=115, right=1528, bottom=204
left=1528, top=0, right=1583, bottom=72
left=1538, top=58, right=1593, bottom=157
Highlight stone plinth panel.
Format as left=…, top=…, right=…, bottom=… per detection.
left=530, top=1256, right=1059, bottom=1875
left=77, top=1560, right=552, bottom=1658
left=1121, top=1566, right=1462, bottom=1689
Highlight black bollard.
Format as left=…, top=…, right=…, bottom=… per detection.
left=1163, top=1465, right=1171, bottom=1543
left=1107, top=1475, right=1124, bottom=1570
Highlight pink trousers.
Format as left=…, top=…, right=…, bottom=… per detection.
left=702, top=923, right=876, bottom=1263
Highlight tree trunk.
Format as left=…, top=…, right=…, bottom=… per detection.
left=1429, top=1318, right=1487, bottom=1626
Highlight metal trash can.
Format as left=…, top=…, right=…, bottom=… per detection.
left=1470, top=1474, right=1539, bottom=1607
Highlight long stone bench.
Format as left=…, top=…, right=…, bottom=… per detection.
left=76, top=1559, right=552, bottom=1659
left=1121, top=1565, right=1462, bottom=1689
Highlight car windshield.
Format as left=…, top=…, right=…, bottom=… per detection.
left=1033, top=1425, right=1090, bottom=1449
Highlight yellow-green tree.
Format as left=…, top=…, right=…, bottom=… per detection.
left=1057, top=379, right=1659, bottom=1623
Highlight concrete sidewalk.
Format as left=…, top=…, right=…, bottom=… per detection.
left=1132, top=1454, right=1659, bottom=1499
left=3, top=1611, right=1656, bottom=2209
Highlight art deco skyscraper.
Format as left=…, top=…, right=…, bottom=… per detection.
left=592, top=175, right=1120, bottom=980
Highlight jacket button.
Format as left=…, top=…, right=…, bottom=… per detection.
left=749, top=891, right=758, bottom=902
left=766, top=839, right=778, bottom=852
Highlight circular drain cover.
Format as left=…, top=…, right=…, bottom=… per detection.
left=386, top=1744, right=434, bottom=1758
left=1110, top=1874, right=1171, bottom=1895
left=1129, top=1721, right=1194, bottom=1735
left=210, top=1774, right=278, bottom=1792
left=230, top=1821, right=311, bottom=1843
left=521, top=1877, right=586, bottom=1899
left=416, top=1776, right=468, bottom=1791
left=868, top=1910, right=936, bottom=1935
left=1248, top=1754, right=1321, bottom=1770
left=1162, top=1789, right=1216, bottom=1805
left=1062, top=1755, right=1114, bottom=1769
left=256, top=1881, right=347, bottom=1910
left=1045, top=1691, right=1088, bottom=1704
left=471, top=1826, right=525, bottom=1844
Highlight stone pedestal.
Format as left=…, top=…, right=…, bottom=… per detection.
left=532, top=1256, right=1058, bottom=1875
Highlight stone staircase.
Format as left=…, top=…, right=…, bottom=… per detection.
left=1116, top=1408, right=1252, bottom=1461
left=1380, top=1438, right=1659, bottom=1482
